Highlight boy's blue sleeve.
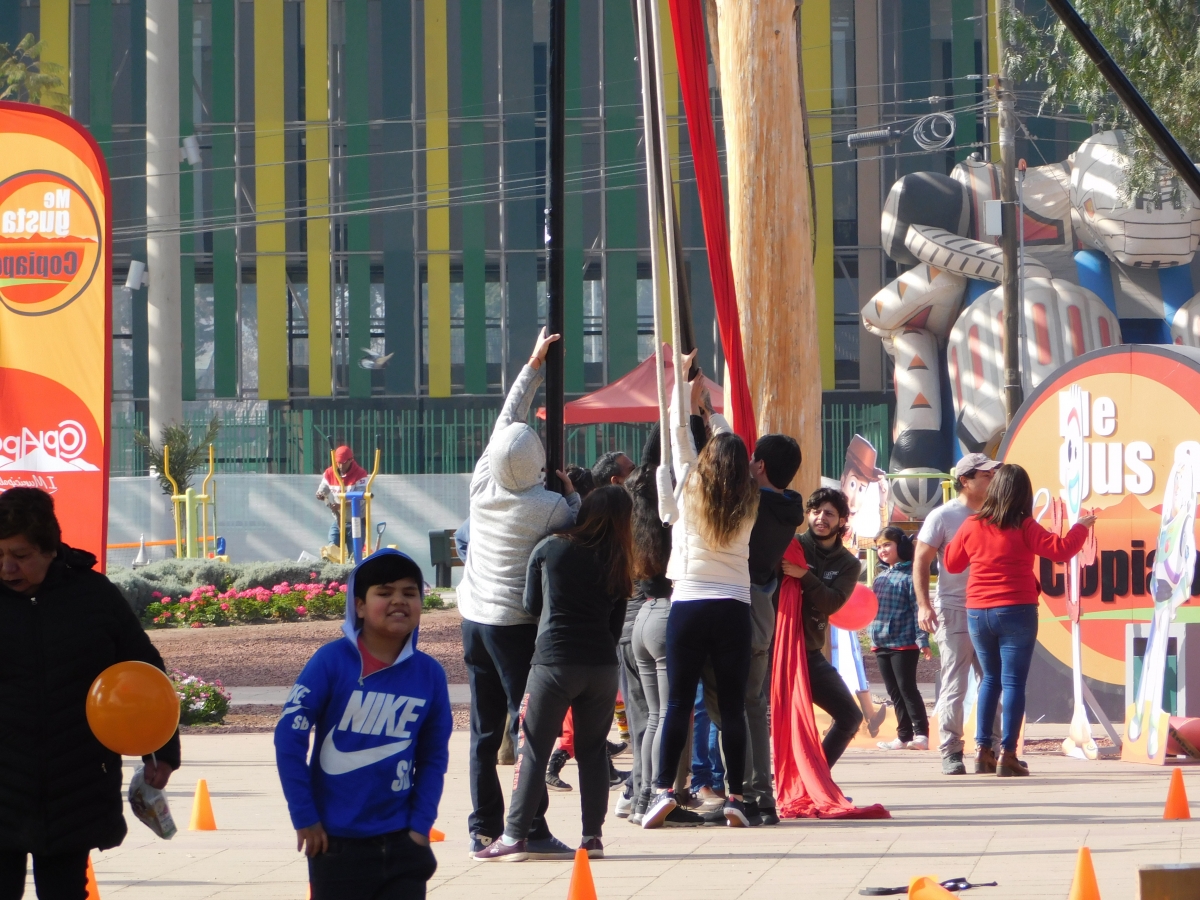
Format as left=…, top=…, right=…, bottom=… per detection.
left=408, top=659, right=453, bottom=836
left=273, top=651, right=331, bottom=830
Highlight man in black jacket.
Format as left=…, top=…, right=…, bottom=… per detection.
left=782, top=487, right=864, bottom=766
left=0, top=488, right=181, bottom=899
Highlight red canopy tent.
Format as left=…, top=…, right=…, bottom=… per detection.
left=537, top=345, right=724, bottom=424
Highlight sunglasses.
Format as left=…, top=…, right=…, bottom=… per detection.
left=860, top=879, right=998, bottom=896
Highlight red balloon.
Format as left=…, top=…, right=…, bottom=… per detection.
left=829, top=583, right=878, bottom=631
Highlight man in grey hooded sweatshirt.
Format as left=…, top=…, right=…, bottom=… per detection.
left=459, top=328, right=581, bottom=860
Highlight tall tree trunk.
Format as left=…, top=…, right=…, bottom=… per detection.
left=713, top=0, right=822, bottom=494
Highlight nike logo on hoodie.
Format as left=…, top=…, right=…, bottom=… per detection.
left=318, top=690, right=427, bottom=775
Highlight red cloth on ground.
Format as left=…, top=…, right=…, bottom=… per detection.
left=665, top=0, right=757, bottom=451
left=771, top=540, right=891, bottom=819
left=558, top=708, right=575, bottom=757
left=943, top=516, right=1089, bottom=608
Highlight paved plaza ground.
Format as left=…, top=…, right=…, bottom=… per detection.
left=67, top=732, right=1200, bottom=900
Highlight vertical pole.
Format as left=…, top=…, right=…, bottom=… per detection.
left=146, top=0, right=183, bottom=439
left=996, top=0, right=1023, bottom=425
left=544, top=0, right=567, bottom=490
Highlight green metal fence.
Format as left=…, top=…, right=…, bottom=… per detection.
left=821, top=403, right=890, bottom=479
left=111, top=402, right=891, bottom=478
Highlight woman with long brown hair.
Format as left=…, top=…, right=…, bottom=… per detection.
left=476, top=485, right=634, bottom=861
left=643, top=362, right=760, bottom=829
left=945, top=464, right=1094, bottom=777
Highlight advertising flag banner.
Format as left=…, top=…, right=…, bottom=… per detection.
left=0, top=102, right=111, bottom=565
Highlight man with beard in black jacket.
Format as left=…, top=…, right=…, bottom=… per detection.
left=0, top=488, right=180, bottom=899
left=702, top=434, right=804, bottom=826
left=781, top=488, right=864, bottom=766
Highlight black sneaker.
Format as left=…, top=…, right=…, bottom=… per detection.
left=942, top=752, right=967, bottom=776
left=662, top=806, right=706, bottom=827
left=606, top=739, right=628, bottom=756
left=580, top=837, right=604, bottom=859
left=642, top=790, right=678, bottom=829
left=723, top=797, right=750, bottom=827
left=742, top=799, right=762, bottom=826
left=608, top=762, right=630, bottom=788
left=526, top=835, right=575, bottom=860
left=757, top=806, right=780, bottom=826
left=546, top=771, right=573, bottom=791
left=474, top=838, right=528, bottom=862
left=699, top=807, right=727, bottom=826
left=629, top=789, right=652, bottom=826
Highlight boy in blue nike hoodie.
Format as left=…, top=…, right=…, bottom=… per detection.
left=275, top=550, right=453, bottom=900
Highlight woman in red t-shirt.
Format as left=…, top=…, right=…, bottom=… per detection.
left=944, top=464, right=1094, bottom=777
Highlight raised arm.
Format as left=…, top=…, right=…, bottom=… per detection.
left=496, top=328, right=559, bottom=432
left=1022, top=516, right=1093, bottom=563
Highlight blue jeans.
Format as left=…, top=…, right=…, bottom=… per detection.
left=691, top=682, right=724, bottom=792
left=968, top=605, right=1039, bottom=752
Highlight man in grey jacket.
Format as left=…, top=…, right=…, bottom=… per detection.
left=459, top=328, right=581, bottom=860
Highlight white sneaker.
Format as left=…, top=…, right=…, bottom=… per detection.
left=615, top=792, right=633, bottom=818
left=907, top=735, right=930, bottom=751
left=877, top=738, right=908, bottom=750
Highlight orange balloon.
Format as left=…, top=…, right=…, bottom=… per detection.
left=86, top=661, right=180, bottom=757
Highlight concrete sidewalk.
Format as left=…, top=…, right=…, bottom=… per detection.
left=76, top=734, right=1199, bottom=900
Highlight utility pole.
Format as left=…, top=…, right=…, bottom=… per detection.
left=996, top=0, right=1023, bottom=426
left=543, top=0, right=566, bottom=491
left=146, top=0, right=183, bottom=441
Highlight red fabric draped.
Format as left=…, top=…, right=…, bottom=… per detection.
left=664, top=0, right=757, bottom=451
left=770, top=540, right=891, bottom=819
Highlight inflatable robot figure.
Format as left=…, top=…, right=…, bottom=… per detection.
left=863, top=130, right=1200, bottom=520
left=1129, top=442, right=1200, bottom=759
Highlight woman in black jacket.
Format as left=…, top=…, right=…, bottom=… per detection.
left=474, top=485, right=632, bottom=861
left=0, top=488, right=181, bottom=900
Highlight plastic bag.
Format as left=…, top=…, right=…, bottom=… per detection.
left=128, top=766, right=177, bottom=839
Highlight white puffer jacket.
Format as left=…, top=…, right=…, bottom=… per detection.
left=661, top=406, right=753, bottom=596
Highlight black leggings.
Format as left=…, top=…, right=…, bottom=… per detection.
left=655, top=599, right=751, bottom=794
left=875, top=648, right=929, bottom=742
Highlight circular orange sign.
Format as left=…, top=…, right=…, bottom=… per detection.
left=0, top=170, right=101, bottom=316
left=1001, top=345, right=1200, bottom=687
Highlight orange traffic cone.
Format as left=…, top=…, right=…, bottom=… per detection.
left=566, top=848, right=597, bottom=900
left=189, top=779, right=218, bottom=830
left=85, top=857, right=101, bottom=900
left=429, top=827, right=445, bottom=843
left=1068, top=847, right=1101, bottom=900
left=908, top=876, right=956, bottom=899
left=1164, top=768, right=1191, bottom=820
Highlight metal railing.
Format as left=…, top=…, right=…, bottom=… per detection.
left=111, top=402, right=891, bottom=478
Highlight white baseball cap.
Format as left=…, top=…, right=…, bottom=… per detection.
left=952, top=453, right=1002, bottom=481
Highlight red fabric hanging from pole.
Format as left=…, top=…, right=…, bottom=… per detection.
left=664, top=0, right=757, bottom=451
left=771, top=541, right=891, bottom=819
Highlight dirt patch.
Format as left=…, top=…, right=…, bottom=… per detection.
left=149, top=609, right=467, bottom=686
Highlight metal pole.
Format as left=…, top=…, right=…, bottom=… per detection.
left=146, top=0, right=183, bottom=439
left=544, top=0, right=566, bottom=490
left=995, top=0, right=1023, bottom=426
left=1043, top=0, right=1200, bottom=201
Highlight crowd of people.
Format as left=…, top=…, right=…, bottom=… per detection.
left=0, top=325, right=1096, bottom=899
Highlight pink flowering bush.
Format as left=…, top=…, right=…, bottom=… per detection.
left=171, top=670, right=231, bottom=725
left=143, top=581, right=348, bottom=627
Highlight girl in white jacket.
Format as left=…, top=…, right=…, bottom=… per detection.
left=643, top=357, right=759, bottom=829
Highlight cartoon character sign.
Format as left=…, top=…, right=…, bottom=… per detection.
left=840, top=435, right=889, bottom=553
